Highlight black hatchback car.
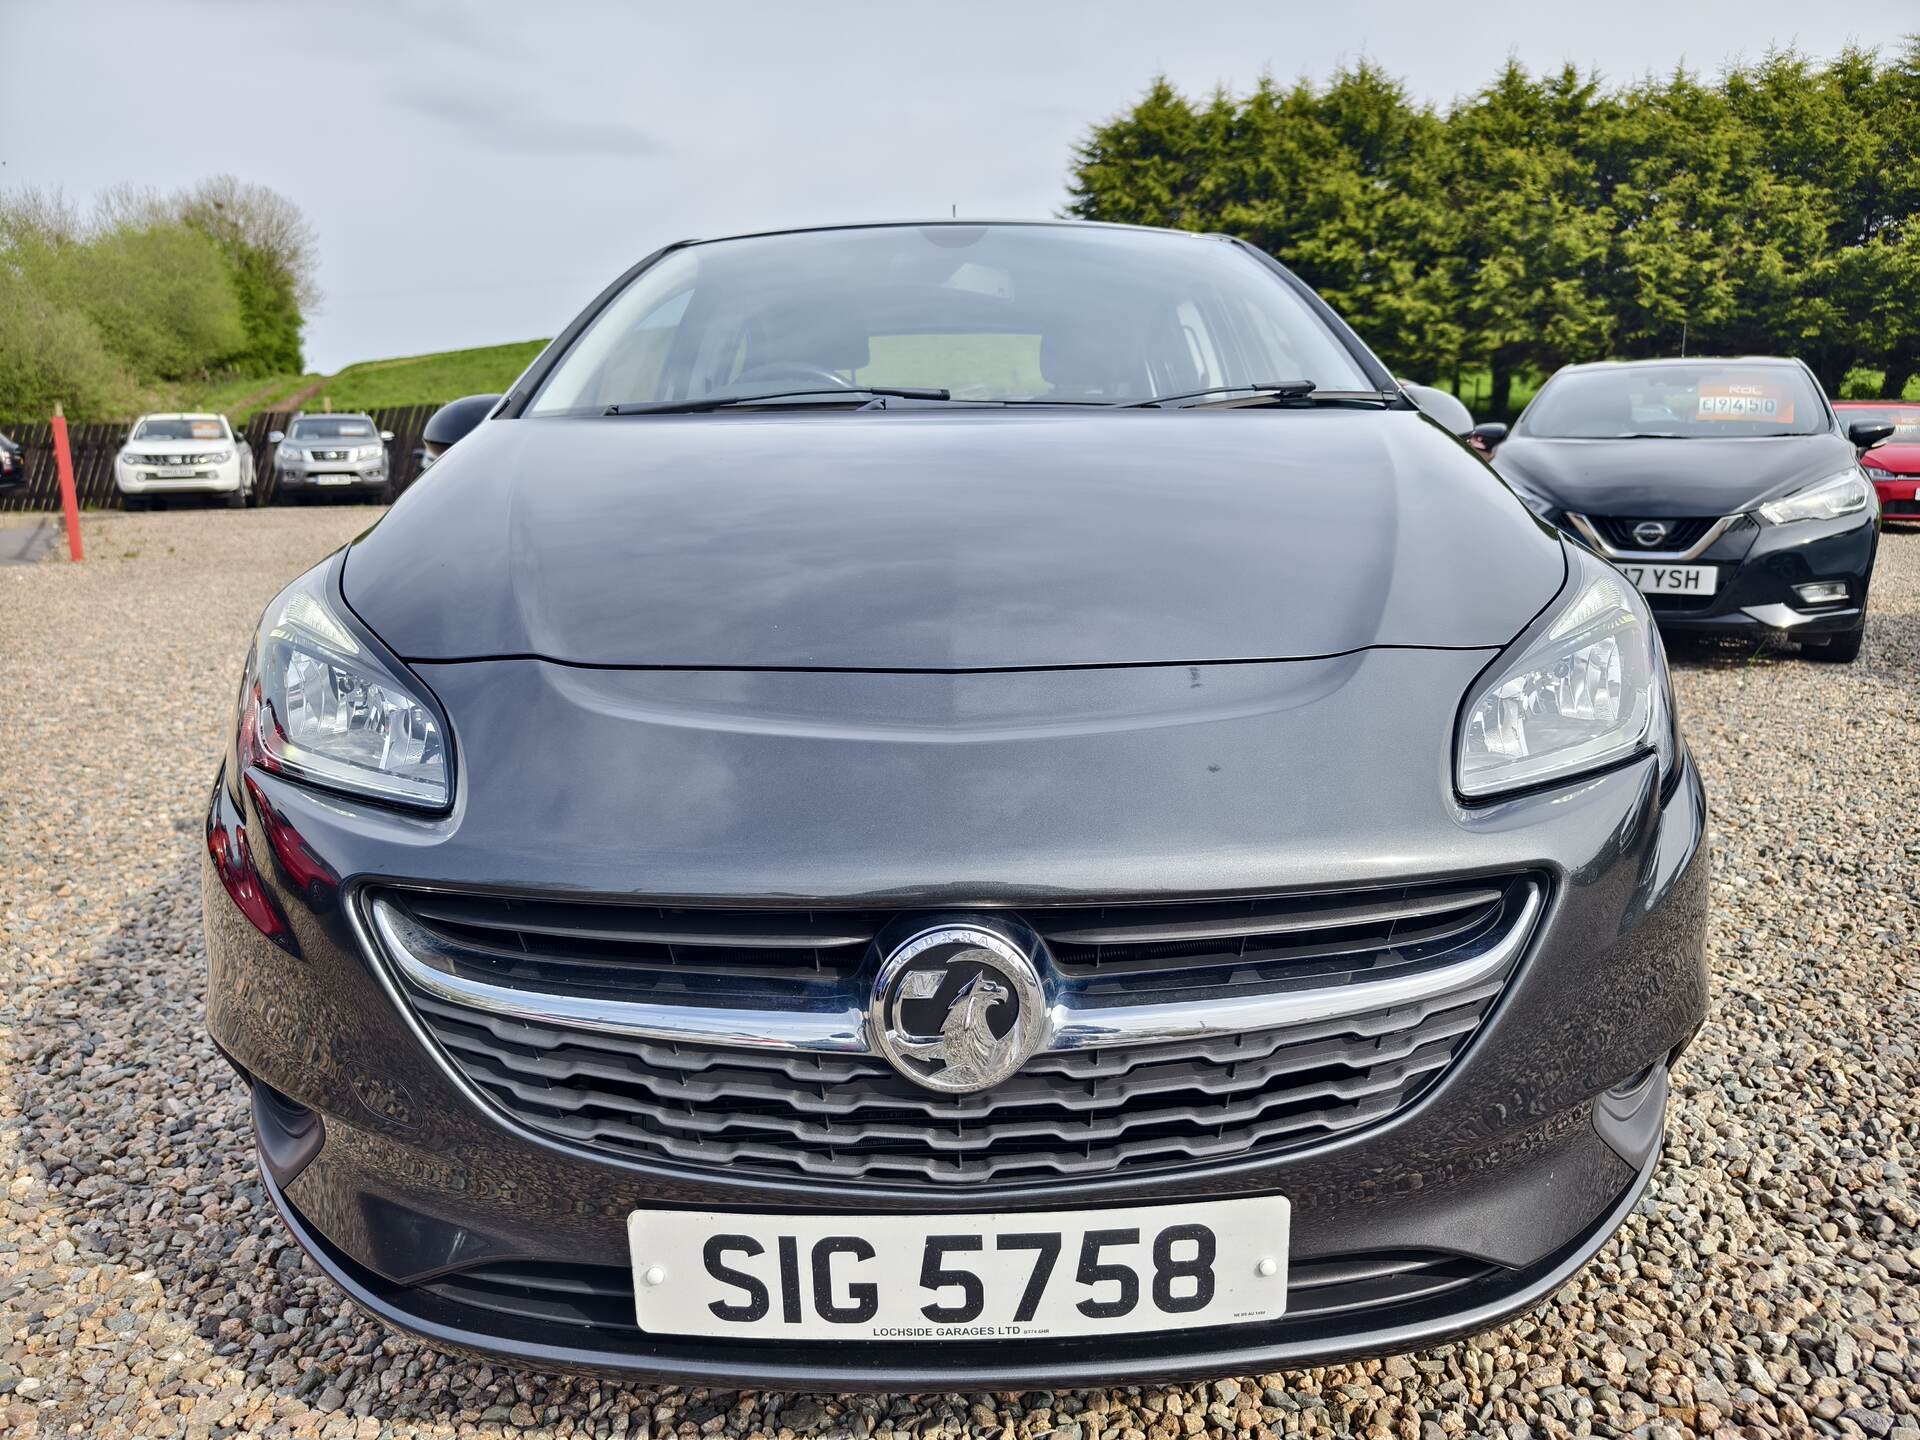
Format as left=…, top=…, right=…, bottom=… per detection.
left=204, top=221, right=1707, bottom=1387
left=1494, top=358, right=1885, bottom=662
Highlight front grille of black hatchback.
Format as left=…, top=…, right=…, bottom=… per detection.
left=369, top=875, right=1541, bottom=1186
left=1589, top=516, right=1717, bottom=552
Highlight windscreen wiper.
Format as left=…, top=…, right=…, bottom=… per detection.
left=606, top=386, right=951, bottom=416
left=1121, top=381, right=1317, bottom=409
left=1121, top=381, right=1401, bottom=410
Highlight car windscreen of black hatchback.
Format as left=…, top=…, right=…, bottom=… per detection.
left=1520, top=361, right=1827, bottom=439
left=528, top=224, right=1375, bottom=414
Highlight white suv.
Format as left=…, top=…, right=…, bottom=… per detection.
left=115, top=413, right=256, bottom=509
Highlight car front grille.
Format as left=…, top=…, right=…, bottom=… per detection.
left=1588, top=516, right=1717, bottom=552
left=370, top=874, right=1541, bottom=1185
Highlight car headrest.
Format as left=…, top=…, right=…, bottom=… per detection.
left=1039, top=327, right=1139, bottom=399
left=749, top=307, right=872, bottom=373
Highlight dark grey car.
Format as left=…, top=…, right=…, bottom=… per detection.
left=203, top=221, right=1707, bottom=1387
left=269, top=413, right=394, bottom=502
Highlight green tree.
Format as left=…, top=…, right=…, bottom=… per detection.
left=56, top=220, right=249, bottom=380
left=1443, top=62, right=1615, bottom=416
left=0, top=262, right=140, bottom=419
left=1586, top=69, right=1746, bottom=359
left=1068, top=66, right=1462, bottom=379
left=176, top=176, right=315, bottom=374
left=1066, top=43, right=1920, bottom=416
left=0, top=176, right=319, bottom=418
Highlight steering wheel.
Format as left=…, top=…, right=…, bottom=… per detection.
left=729, top=363, right=854, bottom=393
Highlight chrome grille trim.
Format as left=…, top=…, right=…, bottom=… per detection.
left=361, top=876, right=1543, bottom=1183
left=1035, top=885, right=1505, bottom=945
left=370, top=885, right=1540, bottom=1057
left=1566, top=511, right=1738, bottom=562
left=374, top=899, right=870, bottom=1052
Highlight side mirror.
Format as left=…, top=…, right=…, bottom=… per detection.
left=1469, top=422, right=1509, bottom=451
left=421, top=394, right=503, bottom=459
left=379, top=430, right=395, bottom=443
left=1849, top=420, right=1895, bottom=451
left=267, top=430, right=285, bottom=444
left=1400, top=382, right=1475, bottom=437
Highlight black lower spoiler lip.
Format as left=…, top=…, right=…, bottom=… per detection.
left=257, top=1138, right=1662, bottom=1391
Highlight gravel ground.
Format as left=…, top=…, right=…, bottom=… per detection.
left=2, top=508, right=1916, bottom=1440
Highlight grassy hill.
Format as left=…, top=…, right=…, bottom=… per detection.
left=159, top=340, right=551, bottom=422
left=299, top=340, right=548, bottom=414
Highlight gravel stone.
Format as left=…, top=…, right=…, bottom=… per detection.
left=3, top=507, right=1918, bottom=1439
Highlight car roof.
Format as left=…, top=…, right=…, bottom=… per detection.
left=1554, top=356, right=1803, bottom=373
left=135, top=411, right=226, bottom=421
left=1833, top=398, right=1920, bottom=406
left=673, top=218, right=1229, bottom=250
left=290, top=412, right=377, bottom=421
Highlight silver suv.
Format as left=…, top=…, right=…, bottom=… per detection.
left=270, top=413, right=394, bottom=503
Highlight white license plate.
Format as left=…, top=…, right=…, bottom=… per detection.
left=1619, top=562, right=1717, bottom=595
left=628, top=1196, right=1290, bottom=1341
left=155, top=465, right=199, bottom=478
left=314, top=475, right=356, bottom=486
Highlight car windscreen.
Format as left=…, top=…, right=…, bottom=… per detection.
left=527, top=224, right=1374, bottom=414
left=290, top=419, right=377, bottom=439
left=1519, top=364, right=1828, bottom=439
left=133, top=417, right=226, bottom=441
left=1836, top=405, right=1920, bottom=438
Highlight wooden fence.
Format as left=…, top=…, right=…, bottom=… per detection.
left=0, top=404, right=445, bottom=512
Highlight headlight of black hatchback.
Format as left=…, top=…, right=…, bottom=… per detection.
left=1457, top=547, right=1674, bottom=799
left=1756, top=469, right=1872, bottom=525
left=237, top=565, right=451, bottom=809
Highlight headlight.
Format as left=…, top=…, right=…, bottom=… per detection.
left=1758, top=470, right=1871, bottom=525
left=198, top=448, right=234, bottom=464
left=238, top=566, right=451, bottom=809
left=355, top=445, right=385, bottom=462
left=278, top=446, right=306, bottom=463
left=1458, top=548, right=1673, bottom=799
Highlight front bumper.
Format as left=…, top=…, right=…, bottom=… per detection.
left=1868, top=473, right=1920, bottom=520
left=204, top=643, right=1709, bottom=1385
left=277, top=461, right=388, bottom=490
left=250, top=1128, right=1668, bottom=1388
left=1582, top=510, right=1877, bottom=642
left=117, top=461, right=243, bottom=495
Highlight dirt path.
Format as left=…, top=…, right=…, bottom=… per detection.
left=221, top=375, right=331, bottom=421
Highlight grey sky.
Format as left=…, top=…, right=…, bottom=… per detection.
left=3, top=0, right=1912, bottom=373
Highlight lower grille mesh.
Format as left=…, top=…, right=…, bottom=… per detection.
left=417, top=1248, right=1504, bottom=1335
left=382, top=875, right=1538, bottom=1185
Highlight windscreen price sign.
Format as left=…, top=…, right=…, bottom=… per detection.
left=1696, top=380, right=1794, bottom=424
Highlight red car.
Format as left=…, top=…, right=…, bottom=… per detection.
left=1834, top=401, right=1920, bottom=523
